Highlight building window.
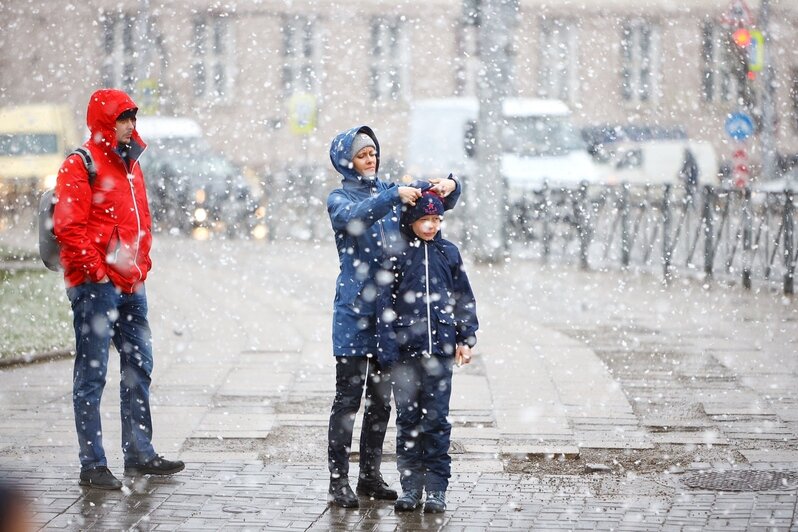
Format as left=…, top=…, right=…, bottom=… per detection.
left=538, top=18, right=578, bottom=102
left=620, top=19, right=660, bottom=104
left=370, top=16, right=408, bottom=102
left=192, top=14, right=235, bottom=102
left=701, top=22, right=743, bottom=103
left=100, top=11, right=137, bottom=94
left=282, top=15, right=320, bottom=96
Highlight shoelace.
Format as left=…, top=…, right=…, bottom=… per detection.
left=427, top=492, right=445, bottom=502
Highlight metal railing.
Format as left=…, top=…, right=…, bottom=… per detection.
left=506, top=183, right=797, bottom=295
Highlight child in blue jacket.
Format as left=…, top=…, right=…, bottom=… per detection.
left=377, top=187, right=479, bottom=513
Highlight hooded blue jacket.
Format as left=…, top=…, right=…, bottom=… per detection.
left=327, top=125, right=461, bottom=357
left=375, top=208, right=479, bottom=368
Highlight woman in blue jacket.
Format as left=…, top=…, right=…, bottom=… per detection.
left=326, top=126, right=460, bottom=508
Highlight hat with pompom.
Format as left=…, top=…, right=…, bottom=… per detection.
left=402, top=190, right=444, bottom=225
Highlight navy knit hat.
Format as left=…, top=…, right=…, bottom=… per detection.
left=402, top=191, right=445, bottom=225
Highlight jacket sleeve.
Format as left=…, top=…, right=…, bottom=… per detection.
left=52, top=154, right=107, bottom=283
left=410, top=175, right=461, bottom=212
left=442, top=174, right=461, bottom=212
left=451, top=248, right=478, bottom=347
left=375, top=265, right=401, bottom=369
left=327, top=184, right=400, bottom=232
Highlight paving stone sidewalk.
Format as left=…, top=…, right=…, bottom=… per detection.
left=1, top=236, right=797, bottom=530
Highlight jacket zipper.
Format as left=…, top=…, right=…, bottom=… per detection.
left=424, top=242, right=433, bottom=356
left=126, top=149, right=146, bottom=281
left=371, top=184, right=387, bottom=251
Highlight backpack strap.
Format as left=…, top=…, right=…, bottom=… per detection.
left=70, top=147, right=97, bottom=186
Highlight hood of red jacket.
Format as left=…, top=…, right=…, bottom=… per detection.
left=86, top=89, right=146, bottom=151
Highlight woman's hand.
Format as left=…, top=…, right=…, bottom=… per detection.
left=455, top=344, right=472, bottom=367
left=429, top=177, right=456, bottom=197
left=398, top=186, right=422, bottom=205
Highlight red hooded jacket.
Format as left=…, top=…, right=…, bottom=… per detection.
left=53, top=89, right=152, bottom=294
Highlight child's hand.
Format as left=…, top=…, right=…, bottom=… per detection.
left=455, top=345, right=472, bottom=367
left=429, top=177, right=456, bottom=197
left=398, top=186, right=422, bottom=205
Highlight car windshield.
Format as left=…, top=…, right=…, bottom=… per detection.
left=0, top=133, right=59, bottom=156
left=168, top=154, right=237, bottom=177
left=143, top=139, right=238, bottom=178
left=146, top=137, right=210, bottom=155
left=502, top=116, right=584, bottom=157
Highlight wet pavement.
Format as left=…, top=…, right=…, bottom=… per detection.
left=1, top=235, right=797, bottom=530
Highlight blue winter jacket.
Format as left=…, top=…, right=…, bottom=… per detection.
left=327, top=125, right=461, bottom=357
left=376, top=223, right=479, bottom=369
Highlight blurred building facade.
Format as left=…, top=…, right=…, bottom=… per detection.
left=1, top=0, right=797, bottom=178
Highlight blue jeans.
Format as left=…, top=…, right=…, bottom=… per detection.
left=67, top=281, right=156, bottom=472
left=393, top=353, right=454, bottom=492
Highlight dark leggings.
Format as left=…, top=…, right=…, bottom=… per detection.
left=327, top=356, right=392, bottom=481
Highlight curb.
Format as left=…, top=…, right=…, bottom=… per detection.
left=0, top=261, right=43, bottom=272
left=0, top=349, right=72, bottom=368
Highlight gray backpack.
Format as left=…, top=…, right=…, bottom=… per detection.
left=38, top=148, right=96, bottom=271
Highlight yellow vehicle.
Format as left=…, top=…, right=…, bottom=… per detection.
left=0, top=104, right=79, bottom=202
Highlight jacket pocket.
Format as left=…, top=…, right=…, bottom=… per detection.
left=104, top=225, right=121, bottom=265
left=433, top=306, right=455, bottom=324
left=432, top=307, right=457, bottom=356
left=393, top=318, right=429, bottom=351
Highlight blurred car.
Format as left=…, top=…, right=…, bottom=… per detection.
left=0, top=104, right=80, bottom=205
left=136, top=116, right=264, bottom=239
left=753, top=171, right=798, bottom=193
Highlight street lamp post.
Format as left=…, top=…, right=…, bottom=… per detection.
left=759, top=0, right=778, bottom=184
left=472, top=0, right=518, bottom=263
left=137, top=0, right=151, bottom=82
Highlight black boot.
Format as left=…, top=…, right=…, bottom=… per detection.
left=79, top=466, right=122, bottom=490
left=124, top=455, right=185, bottom=477
left=356, top=473, right=398, bottom=500
left=328, top=477, right=359, bottom=508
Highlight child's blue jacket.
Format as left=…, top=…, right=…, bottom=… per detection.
left=376, top=228, right=478, bottom=368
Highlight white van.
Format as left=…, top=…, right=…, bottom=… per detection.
left=596, top=139, right=718, bottom=187
left=405, top=98, right=600, bottom=201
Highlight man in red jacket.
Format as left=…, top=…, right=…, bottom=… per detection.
left=53, top=89, right=184, bottom=489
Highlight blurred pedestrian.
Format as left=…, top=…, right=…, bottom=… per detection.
left=53, top=89, right=184, bottom=489
left=679, top=148, right=699, bottom=199
left=325, top=126, right=460, bottom=508
left=376, top=187, right=479, bottom=513
left=718, top=159, right=732, bottom=188
left=0, top=481, right=31, bottom=532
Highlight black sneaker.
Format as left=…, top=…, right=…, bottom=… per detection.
left=124, top=455, right=185, bottom=477
left=394, top=489, right=422, bottom=511
left=424, top=491, right=447, bottom=513
left=356, top=474, right=398, bottom=500
left=79, top=466, right=122, bottom=490
left=328, top=478, right=359, bottom=508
